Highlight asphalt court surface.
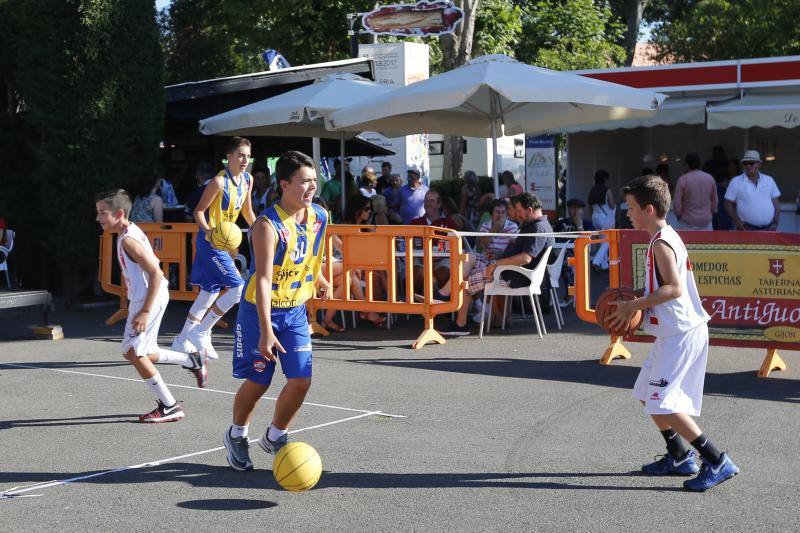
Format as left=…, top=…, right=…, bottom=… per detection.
left=1, top=302, right=799, bottom=531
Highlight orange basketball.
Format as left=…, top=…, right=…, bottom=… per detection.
left=595, top=287, right=642, bottom=336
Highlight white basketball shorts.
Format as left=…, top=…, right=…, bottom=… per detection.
left=632, top=323, right=709, bottom=416
left=121, top=289, right=169, bottom=357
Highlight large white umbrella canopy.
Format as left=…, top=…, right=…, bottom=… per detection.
left=326, top=54, right=666, bottom=194
left=199, top=73, right=394, bottom=216
left=199, top=72, right=392, bottom=138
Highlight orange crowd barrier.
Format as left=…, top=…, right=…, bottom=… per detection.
left=307, top=224, right=466, bottom=349
left=98, top=223, right=201, bottom=325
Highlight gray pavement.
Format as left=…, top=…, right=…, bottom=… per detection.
left=0, top=301, right=798, bottom=532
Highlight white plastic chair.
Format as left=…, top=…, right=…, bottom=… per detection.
left=479, top=246, right=552, bottom=339
left=545, top=244, right=569, bottom=330
left=0, top=229, right=15, bottom=288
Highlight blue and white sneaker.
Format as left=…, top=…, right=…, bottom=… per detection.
left=223, top=429, right=254, bottom=471
left=642, top=450, right=700, bottom=476
left=258, top=425, right=289, bottom=455
left=683, top=452, right=739, bottom=492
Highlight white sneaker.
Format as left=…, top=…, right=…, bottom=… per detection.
left=186, top=328, right=219, bottom=360
left=171, top=335, right=197, bottom=354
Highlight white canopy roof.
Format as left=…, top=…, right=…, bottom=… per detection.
left=706, top=93, right=800, bottom=130
left=555, top=97, right=707, bottom=133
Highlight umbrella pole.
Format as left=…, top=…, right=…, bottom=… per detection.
left=340, top=132, right=346, bottom=219
left=312, top=137, right=322, bottom=180
left=491, top=119, right=500, bottom=197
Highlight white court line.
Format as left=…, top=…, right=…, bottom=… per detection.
left=0, top=410, right=382, bottom=500
left=0, top=362, right=405, bottom=418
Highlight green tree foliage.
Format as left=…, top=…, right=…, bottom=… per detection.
left=0, top=0, right=163, bottom=295
left=161, top=0, right=376, bottom=84
left=473, top=0, right=523, bottom=57
left=646, top=0, right=800, bottom=62
left=514, top=0, right=627, bottom=70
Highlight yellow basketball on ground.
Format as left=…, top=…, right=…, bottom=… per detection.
left=210, top=221, right=242, bottom=251
left=273, top=442, right=322, bottom=492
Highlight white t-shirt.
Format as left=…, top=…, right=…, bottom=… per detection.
left=360, top=187, right=377, bottom=198
left=724, top=172, right=781, bottom=227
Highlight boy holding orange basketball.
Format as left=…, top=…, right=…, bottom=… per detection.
left=608, top=175, right=738, bottom=492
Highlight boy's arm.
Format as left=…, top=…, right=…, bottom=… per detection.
left=251, top=219, right=283, bottom=360
left=193, top=176, right=224, bottom=235
left=121, top=237, right=164, bottom=333
left=240, top=181, right=257, bottom=226
left=607, top=240, right=681, bottom=328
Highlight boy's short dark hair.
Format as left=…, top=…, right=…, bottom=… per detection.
left=275, top=151, right=314, bottom=186
left=510, top=192, right=543, bottom=211
left=621, top=175, right=671, bottom=219
left=95, top=189, right=132, bottom=217
left=490, top=198, right=508, bottom=211
left=381, top=161, right=391, bottom=170
left=655, top=163, right=669, bottom=174
left=225, top=136, right=251, bottom=155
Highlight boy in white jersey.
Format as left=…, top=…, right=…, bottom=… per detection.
left=95, top=190, right=208, bottom=423
left=608, top=175, right=739, bottom=492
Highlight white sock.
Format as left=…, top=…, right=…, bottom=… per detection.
left=145, top=372, right=176, bottom=406
left=156, top=349, right=192, bottom=367
left=230, top=424, right=249, bottom=438
left=198, top=309, right=223, bottom=333
left=268, top=424, right=288, bottom=442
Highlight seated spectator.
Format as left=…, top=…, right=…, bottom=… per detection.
left=554, top=198, right=594, bottom=233
left=130, top=174, right=163, bottom=223
left=498, top=170, right=523, bottom=199
left=251, top=163, right=276, bottom=215
left=475, top=192, right=497, bottom=228
left=440, top=196, right=474, bottom=233
left=410, top=189, right=458, bottom=289
left=397, top=166, right=428, bottom=223
left=440, top=193, right=555, bottom=336
left=371, top=194, right=401, bottom=225
left=477, top=199, right=518, bottom=257
left=459, top=170, right=482, bottom=223
left=360, top=169, right=378, bottom=198
left=382, top=173, right=403, bottom=212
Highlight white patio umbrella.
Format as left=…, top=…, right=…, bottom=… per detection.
left=326, top=54, right=667, bottom=195
left=199, top=72, right=393, bottom=216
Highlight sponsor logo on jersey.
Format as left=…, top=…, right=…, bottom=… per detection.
left=253, top=359, right=267, bottom=372
left=312, top=219, right=323, bottom=234
left=278, top=228, right=290, bottom=242
left=650, top=392, right=660, bottom=401
left=294, top=343, right=312, bottom=352
left=274, top=299, right=298, bottom=308
left=649, top=378, right=669, bottom=388
left=235, top=324, right=243, bottom=357
left=276, top=268, right=299, bottom=282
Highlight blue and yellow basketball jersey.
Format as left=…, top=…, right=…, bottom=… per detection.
left=244, top=203, right=328, bottom=309
left=207, top=169, right=251, bottom=227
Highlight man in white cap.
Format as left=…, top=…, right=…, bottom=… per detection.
left=723, top=150, right=781, bottom=230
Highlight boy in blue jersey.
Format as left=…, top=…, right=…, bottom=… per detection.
left=223, top=151, right=332, bottom=471
left=173, top=137, right=256, bottom=362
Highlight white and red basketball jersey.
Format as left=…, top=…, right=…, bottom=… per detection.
left=117, top=223, right=166, bottom=302
left=643, top=225, right=710, bottom=337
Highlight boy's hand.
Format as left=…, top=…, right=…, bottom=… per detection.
left=606, top=299, right=638, bottom=330
left=317, top=277, right=333, bottom=301
left=258, top=331, right=285, bottom=362
left=131, top=310, right=149, bottom=334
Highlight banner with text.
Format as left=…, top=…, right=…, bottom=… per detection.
left=524, top=135, right=557, bottom=212
left=620, top=230, right=800, bottom=350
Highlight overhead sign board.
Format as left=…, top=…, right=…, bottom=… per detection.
left=362, top=1, right=463, bottom=37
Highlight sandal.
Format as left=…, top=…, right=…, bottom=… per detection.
left=323, top=320, right=345, bottom=332
left=360, top=312, right=386, bottom=327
